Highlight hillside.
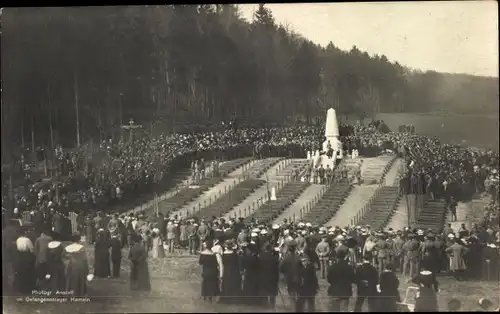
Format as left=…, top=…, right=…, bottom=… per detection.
left=1, top=5, right=498, bottom=151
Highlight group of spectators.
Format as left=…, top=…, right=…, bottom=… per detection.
left=2, top=118, right=499, bottom=312
left=3, top=120, right=498, bottom=232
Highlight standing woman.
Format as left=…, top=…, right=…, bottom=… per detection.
left=150, top=228, right=166, bottom=259
left=94, top=229, right=111, bottom=278
left=129, top=233, right=151, bottom=292
left=411, top=268, right=439, bottom=312
left=46, top=241, right=66, bottom=293
left=220, top=240, right=242, bottom=304
left=64, top=234, right=91, bottom=297
left=198, top=240, right=220, bottom=302
left=12, top=236, right=36, bottom=295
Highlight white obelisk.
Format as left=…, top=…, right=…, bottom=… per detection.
left=323, top=108, right=343, bottom=159
left=271, top=187, right=277, bottom=200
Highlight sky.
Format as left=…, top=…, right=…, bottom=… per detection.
left=238, top=2, right=499, bottom=77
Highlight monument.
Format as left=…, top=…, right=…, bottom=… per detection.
left=270, top=187, right=277, bottom=201
left=322, top=108, right=343, bottom=158
left=311, top=108, right=343, bottom=171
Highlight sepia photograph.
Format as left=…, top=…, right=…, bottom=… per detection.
left=1, top=2, right=499, bottom=313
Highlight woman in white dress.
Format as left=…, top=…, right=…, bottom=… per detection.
left=150, top=228, right=165, bottom=258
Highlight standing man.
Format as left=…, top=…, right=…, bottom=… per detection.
left=315, top=235, right=331, bottom=279
left=166, top=221, right=176, bottom=254
left=327, top=251, right=355, bottom=312
left=354, top=254, right=379, bottom=312
left=110, top=236, right=122, bottom=278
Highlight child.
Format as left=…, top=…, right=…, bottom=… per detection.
left=151, top=228, right=166, bottom=259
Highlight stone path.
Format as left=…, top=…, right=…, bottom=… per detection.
left=223, top=159, right=301, bottom=220
left=273, top=184, right=324, bottom=223
left=172, top=160, right=258, bottom=218
left=325, top=185, right=379, bottom=228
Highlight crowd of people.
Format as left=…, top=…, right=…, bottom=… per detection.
left=2, top=120, right=499, bottom=311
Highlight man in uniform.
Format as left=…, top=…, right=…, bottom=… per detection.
left=402, top=233, right=420, bottom=278
left=326, top=165, right=333, bottom=185
left=315, top=235, right=330, bottom=279
left=392, top=230, right=405, bottom=273
left=375, top=233, right=390, bottom=273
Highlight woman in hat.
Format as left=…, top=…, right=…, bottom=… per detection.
left=46, top=240, right=66, bottom=293
left=150, top=228, right=165, bottom=259
left=129, top=233, right=151, bottom=292
left=64, top=234, right=91, bottom=297
left=94, top=229, right=111, bottom=278
left=12, top=236, right=36, bottom=295
left=411, top=267, right=439, bottom=312
left=219, top=239, right=242, bottom=304
left=199, top=240, right=220, bottom=302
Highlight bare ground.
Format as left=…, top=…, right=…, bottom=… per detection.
left=4, top=246, right=499, bottom=313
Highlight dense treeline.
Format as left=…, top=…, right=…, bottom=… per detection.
left=1, top=5, right=498, bottom=152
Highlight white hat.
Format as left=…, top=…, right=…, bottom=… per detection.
left=13, top=208, right=18, bottom=214
left=301, top=230, right=307, bottom=235
left=152, top=228, right=160, bottom=234
left=319, top=227, right=327, bottom=232
left=420, top=270, right=432, bottom=276
left=319, top=231, right=325, bottom=235
left=251, top=232, right=258, bottom=237
left=487, top=243, right=497, bottom=248
left=48, top=241, right=62, bottom=249
left=336, top=235, right=345, bottom=241
left=417, top=229, right=424, bottom=235
left=297, top=222, right=305, bottom=227
left=272, top=224, right=280, bottom=230
left=328, top=227, right=336, bottom=232
left=448, top=233, right=455, bottom=238
left=305, top=223, right=312, bottom=227
left=260, top=229, right=268, bottom=235
left=328, top=231, right=334, bottom=235
left=283, top=229, right=290, bottom=235
left=65, top=243, right=84, bottom=253
left=48, top=201, right=53, bottom=207
left=252, top=228, right=260, bottom=233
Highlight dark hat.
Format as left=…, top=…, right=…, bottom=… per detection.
left=427, top=232, right=435, bottom=238
left=408, top=233, right=415, bottom=238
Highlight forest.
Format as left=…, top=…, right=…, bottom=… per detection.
left=1, top=5, right=498, bottom=151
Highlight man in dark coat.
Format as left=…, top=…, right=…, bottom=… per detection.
left=258, top=243, right=280, bottom=308
left=280, top=241, right=303, bottom=308
left=296, top=254, right=319, bottom=312
left=110, top=236, right=122, bottom=278
left=354, top=255, right=379, bottom=312
left=327, top=251, right=355, bottom=312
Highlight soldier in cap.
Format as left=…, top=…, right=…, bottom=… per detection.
left=420, top=232, right=437, bottom=273
left=402, top=233, right=420, bottom=278
left=375, top=233, right=390, bottom=273
left=392, top=230, right=405, bottom=273
left=315, top=235, right=330, bottom=279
